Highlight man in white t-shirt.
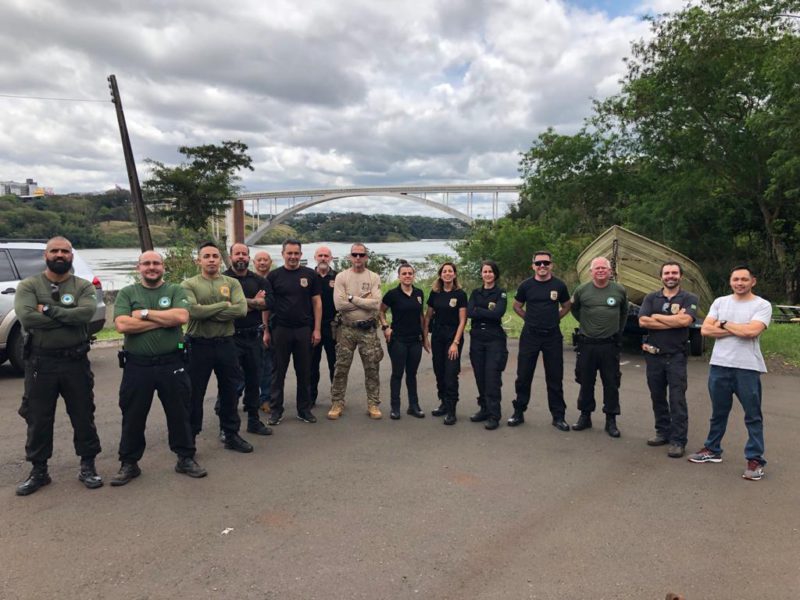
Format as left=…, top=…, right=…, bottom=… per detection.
left=688, top=266, right=772, bottom=481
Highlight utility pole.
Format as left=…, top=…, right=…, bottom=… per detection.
left=107, top=74, right=153, bottom=251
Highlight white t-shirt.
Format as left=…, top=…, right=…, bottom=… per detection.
left=708, top=295, right=772, bottom=373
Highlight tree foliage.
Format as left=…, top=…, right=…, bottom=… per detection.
left=143, top=140, right=253, bottom=233
left=509, top=0, right=800, bottom=300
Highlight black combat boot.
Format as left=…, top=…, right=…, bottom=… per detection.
left=406, top=404, right=425, bottom=418
left=175, top=456, right=208, bottom=478
left=431, top=399, right=447, bottom=417
left=572, top=411, right=593, bottom=431
left=247, top=411, right=273, bottom=435
left=110, top=462, right=142, bottom=486
left=16, top=462, right=51, bottom=496
left=78, top=457, right=104, bottom=489
left=605, top=415, right=621, bottom=438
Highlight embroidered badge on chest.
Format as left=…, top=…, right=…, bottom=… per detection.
left=670, top=303, right=680, bottom=314
left=300, top=278, right=309, bottom=288
left=60, top=293, right=75, bottom=305
left=159, top=296, right=171, bottom=308
left=606, top=297, right=616, bottom=306
left=449, top=298, right=457, bottom=308
left=220, top=285, right=231, bottom=298
left=550, top=290, right=558, bottom=301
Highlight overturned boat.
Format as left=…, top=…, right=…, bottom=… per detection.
left=576, top=225, right=714, bottom=314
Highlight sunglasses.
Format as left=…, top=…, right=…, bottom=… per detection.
left=533, top=260, right=552, bottom=267
left=50, top=282, right=60, bottom=302
left=351, top=253, right=366, bottom=258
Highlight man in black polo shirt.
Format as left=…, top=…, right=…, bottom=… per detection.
left=221, top=243, right=272, bottom=436
left=310, top=245, right=337, bottom=406
left=508, top=251, right=572, bottom=431
left=638, top=262, right=698, bottom=458
left=266, top=239, right=322, bottom=425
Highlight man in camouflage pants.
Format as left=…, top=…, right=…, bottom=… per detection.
left=327, top=243, right=385, bottom=420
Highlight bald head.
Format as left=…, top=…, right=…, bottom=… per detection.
left=315, top=246, right=333, bottom=274
left=254, top=251, right=272, bottom=277
left=137, top=250, right=165, bottom=287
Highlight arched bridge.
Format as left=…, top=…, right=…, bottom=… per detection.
left=230, top=184, right=521, bottom=245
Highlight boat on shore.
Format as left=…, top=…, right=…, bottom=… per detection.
left=576, top=225, right=714, bottom=315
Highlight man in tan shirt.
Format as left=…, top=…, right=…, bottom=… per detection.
left=327, top=243, right=384, bottom=420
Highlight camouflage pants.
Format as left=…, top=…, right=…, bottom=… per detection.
left=331, top=325, right=384, bottom=406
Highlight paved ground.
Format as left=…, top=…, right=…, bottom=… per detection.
left=1, top=341, right=798, bottom=599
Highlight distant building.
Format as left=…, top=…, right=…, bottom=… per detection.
left=1, top=178, right=54, bottom=198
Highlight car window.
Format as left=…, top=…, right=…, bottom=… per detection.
left=8, top=249, right=45, bottom=279
left=0, top=250, right=16, bottom=282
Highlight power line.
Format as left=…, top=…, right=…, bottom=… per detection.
left=0, top=92, right=108, bottom=103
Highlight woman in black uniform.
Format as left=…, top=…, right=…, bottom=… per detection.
left=381, top=262, right=427, bottom=420
left=467, top=260, right=508, bottom=430
left=423, top=262, right=467, bottom=425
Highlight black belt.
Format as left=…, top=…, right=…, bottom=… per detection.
left=126, top=352, right=183, bottom=366
left=234, top=326, right=262, bottom=337
left=186, top=336, right=233, bottom=345
left=341, top=319, right=377, bottom=330
left=525, top=324, right=560, bottom=336
left=577, top=334, right=618, bottom=345
left=31, top=343, right=90, bottom=359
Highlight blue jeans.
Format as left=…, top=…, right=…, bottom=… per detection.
left=704, top=365, right=765, bottom=465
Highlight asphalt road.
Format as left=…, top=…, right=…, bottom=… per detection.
left=1, top=341, right=798, bottom=600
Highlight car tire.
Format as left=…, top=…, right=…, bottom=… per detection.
left=8, top=325, right=25, bottom=375
left=689, top=328, right=704, bottom=357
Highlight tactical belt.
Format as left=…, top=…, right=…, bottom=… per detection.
left=31, top=343, right=90, bottom=359
left=186, top=336, right=233, bottom=345
left=125, top=352, right=183, bottom=366
left=234, top=325, right=263, bottom=337
left=576, top=333, right=618, bottom=345
left=341, top=318, right=377, bottom=330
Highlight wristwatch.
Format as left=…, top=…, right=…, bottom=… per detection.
left=348, top=295, right=354, bottom=302
left=140, top=309, right=150, bottom=320
left=42, top=304, right=50, bottom=314
left=719, top=320, right=727, bottom=329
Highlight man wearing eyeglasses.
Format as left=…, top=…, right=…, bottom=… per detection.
left=14, top=236, right=103, bottom=496
left=327, top=243, right=384, bottom=420
left=508, top=251, right=572, bottom=431
left=111, top=250, right=206, bottom=485
left=310, top=246, right=337, bottom=406
left=266, top=239, right=322, bottom=425
left=570, top=256, right=628, bottom=438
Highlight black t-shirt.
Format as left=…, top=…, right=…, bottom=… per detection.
left=514, top=276, right=570, bottom=330
left=316, top=269, right=337, bottom=323
left=427, top=288, right=468, bottom=332
left=639, top=288, right=699, bottom=354
left=383, top=285, right=424, bottom=341
left=224, top=268, right=270, bottom=329
left=267, top=266, right=321, bottom=328
left=468, top=286, right=507, bottom=337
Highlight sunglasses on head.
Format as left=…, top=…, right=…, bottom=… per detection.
left=351, top=253, right=366, bottom=258
left=533, top=260, right=552, bottom=267
left=50, top=282, right=60, bottom=302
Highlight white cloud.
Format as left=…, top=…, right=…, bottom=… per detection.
left=0, top=0, right=663, bottom=216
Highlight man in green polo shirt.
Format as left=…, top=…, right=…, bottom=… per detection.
left=181, top=241, right=252, bottom=453
left=111, top=250, right=207, bottom=486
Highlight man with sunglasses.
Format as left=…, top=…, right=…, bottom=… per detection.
left=310, top=246, right=337, bottom=406
left=111, top=251, right=206, bottom=485
left=328, top=243, right=384, bottom=420
left=570, top=256, right=628, bottom=438
left=508, top=251, right=572, bottom=431
left=14, top=236, right=103, bottom=496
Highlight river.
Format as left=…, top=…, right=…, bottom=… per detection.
left=79, top=240, right=460, bottom=290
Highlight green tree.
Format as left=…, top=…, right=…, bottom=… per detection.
left=143, top=140, right=253, bottom=234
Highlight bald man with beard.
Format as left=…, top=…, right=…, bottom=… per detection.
left=310, top=246, right=337, bottom=406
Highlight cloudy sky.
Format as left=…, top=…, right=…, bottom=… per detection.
left=0, top=0, right=686, bottom=219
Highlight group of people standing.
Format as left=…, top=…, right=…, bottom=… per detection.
left=13, top=236, right=773, bottom=496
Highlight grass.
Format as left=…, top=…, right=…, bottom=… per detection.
left=760, top=322, right=800, bottom=367
left=94, top=327, right=123, bottom=341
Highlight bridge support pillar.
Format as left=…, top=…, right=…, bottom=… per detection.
left=227, top=199, right=245, bottom=244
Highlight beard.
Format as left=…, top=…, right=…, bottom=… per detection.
left=46, top=258, right=72, bottom=275
left=234, top=260, right=248, bottom=271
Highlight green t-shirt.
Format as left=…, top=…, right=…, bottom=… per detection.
left=181, top=274, right=247, bottom=338
left=114, top=282, right=189, bottom=356
left=14, top=273, right=96, bottom=350
left=571, top=281, right=628, bottom=339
